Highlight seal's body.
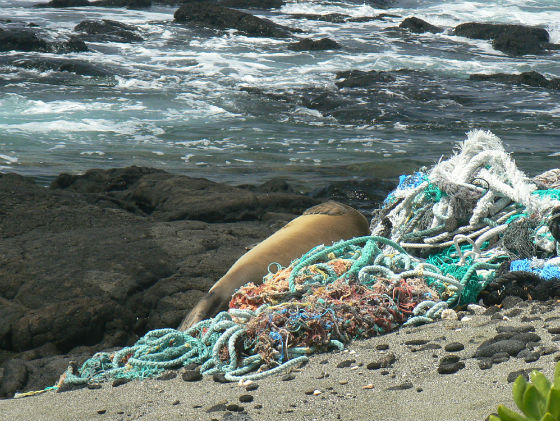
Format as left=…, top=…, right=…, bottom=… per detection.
left=178, top=201, right=370, bottom=331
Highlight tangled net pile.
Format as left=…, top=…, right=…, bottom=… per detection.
left=56, top=130, right=560, bottom=389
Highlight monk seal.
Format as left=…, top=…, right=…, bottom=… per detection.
left=178, top=201, right=370, bottom=331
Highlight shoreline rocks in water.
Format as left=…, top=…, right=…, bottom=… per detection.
left=0, top=166, right=391, bottom=398
left=73, top=19, right=144, bottom=43
left=288, top=38, right=342, bottom=52
left=174, top=3, right=294, bottom=38
left=0, top=27, right=88, bottom=53
left=399, top=16, right=443, bottom=34
left=453, top=22, right=558, bottom=56
left=469, top=70, right=560, bottom=90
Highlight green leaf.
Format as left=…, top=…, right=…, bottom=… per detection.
left=531, top=371, right=552, bottom=399
left=513, top=375, right=529, bottom=410
left=488, top=415, right=502, bottom=421
left=545, top=387, right=560, bottom=419
left=522, top=385, right=545, bottom=419
left=554, top=362, right=560, bottom=389
left=540, top=412, right=556, bottom=421
left=497, top=405, right=528, bottom=421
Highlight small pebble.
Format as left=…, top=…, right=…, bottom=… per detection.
left=386, top=381, right=413, bottom=391
left=112, top=378, right=130, bottom=388
left=282, top=373, right=296, bottom=381
left=226, top=404, right=243, bottom=412
left=212, top=373, right=229, bottom=383
left=508, top=368, right=542, bottom=383
left=405, top=339, right=429, bottom=346
left=416, top=387, right=423, bottom=392
left=367, top=353, right=396, bottom=370
left=172, top=400, right=180, bottom=406
left=246, top=383, right=259, bottom=392
left=438, top=362, right=465, bottom=374
left=97, top=410, right=106, bottom=415
left=313, top=390, right=322, bottom=396
left=444, top=342, right=464, bottom=352
left=254, top=404, right=263, bottom=409
left=182, top=370, right=202, bottom=382
left=362, top=384, right=374, bottom=389
left=337, top=359, right=356, bottom=368
left=440, top=355, right=460, bottom=365
left=376, top=344, right=389, bottom=350
left=524, top=352, right=540, bottom=363
left=339, top=380, right=348, bottom=385
left=207, top=402, right=228, bottom=413
left=305, top=389, right=315, bottom=395
left=87, top=383, right=102, bottom=390
left=239, top=395, right=253, bottom=403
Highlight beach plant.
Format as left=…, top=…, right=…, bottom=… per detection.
left=489, top=361, right=560, bottom=421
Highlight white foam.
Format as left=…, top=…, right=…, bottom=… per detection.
left=0, top=154, right=18, bottom=164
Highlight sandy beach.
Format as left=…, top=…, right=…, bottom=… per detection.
left=2, top=300, right=559, bottom=421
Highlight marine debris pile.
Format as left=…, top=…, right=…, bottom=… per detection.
left=58, top=130, right=560, bottom=389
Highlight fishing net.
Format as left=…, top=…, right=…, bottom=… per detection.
left=41, top=130, right=560, bottom=392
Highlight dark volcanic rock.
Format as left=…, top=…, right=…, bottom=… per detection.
left=11, top=58, right=108, bottom=77
left=91, top=0, right=152, bottom=8
left=335, top=69, right=396, bottom=88
left=0, top=168, right=319, bottom=397
left=34, top=0, right=90, bottom=7
left=469, top=71, right=560, bottom=90
left=399, top=17, right=443, bottom=34
left=453, top=23, right=553, bottom=55
left=0, top=28, right=88, bottom=53
left=288, top=13, right=349, bottom=23
left=453, top=22, right=549, bottom=42
left=74, top=20, right=144, bottom=43
left=174, top=3, right=293, bottom=37
left=288, top=38, right=341, bottom=51
left=0, top=29, right=48, bottom=52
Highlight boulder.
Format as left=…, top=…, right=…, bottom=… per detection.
left=399, top=17, right=443, bottom=34
left=453, top=23, right=552, bottom=55
left=0, top=29, right=48, bottom=52
left=335, top=69, right=396, bottom=88
left=288, top=37, right=342, bottom=51
left=469, top=71, right=560, bottom=90
left=174, top=3, right=293, bottom=38
left=74, top=20, right=144, bottom=43
left=0, top=28, right=87, bottom=53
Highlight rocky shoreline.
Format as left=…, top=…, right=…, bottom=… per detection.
left=0, top=166, right=392, bottom=398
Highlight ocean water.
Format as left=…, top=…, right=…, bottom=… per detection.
left=0, top=0, right=559, bottom=189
